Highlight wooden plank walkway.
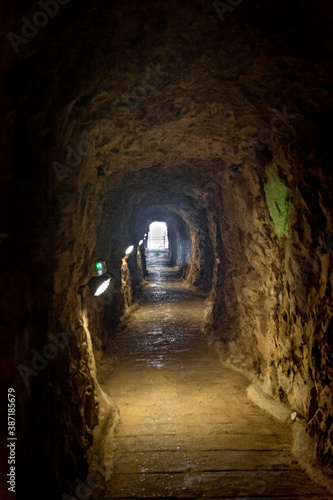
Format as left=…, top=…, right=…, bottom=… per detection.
left=100, top=257, right=331, bottom=499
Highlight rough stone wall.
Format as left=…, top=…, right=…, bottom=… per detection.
left=9, top=0, right=333, bottom=494
left=208, top=140, right=332, bottom=468
left=11, top=119, right=116, bottom=498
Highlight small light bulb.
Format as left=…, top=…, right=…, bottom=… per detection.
left=94, top=278, right=111, bottom=296
left=125, top=245, right=134, bottom=255
left=138, top=239, right=143, bottom=245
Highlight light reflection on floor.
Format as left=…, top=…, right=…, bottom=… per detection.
left=99, top=251, right=329, bottom=499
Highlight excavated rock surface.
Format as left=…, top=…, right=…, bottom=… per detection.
left=9, top=0, right=333, bottom=496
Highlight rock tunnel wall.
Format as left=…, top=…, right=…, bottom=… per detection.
left=208, top=151, right=333, bottom=470
left=7, top=0, right=333, bottom=496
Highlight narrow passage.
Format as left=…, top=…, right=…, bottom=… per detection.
left=101, top=252, right=329, bottom=499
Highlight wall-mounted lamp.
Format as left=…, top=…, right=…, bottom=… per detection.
left=125, top=245, right=134, bottom=255
left=138, top=239, right=144, bottom=246
left=77, top=274, right=111, bottom=308
left=88, top=275, right=111, bottom=296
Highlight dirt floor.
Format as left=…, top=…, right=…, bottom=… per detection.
left=99, top=250, right=331, bottom=499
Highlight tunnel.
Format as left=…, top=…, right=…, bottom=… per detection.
left=1, top=0, right=333, bottom=498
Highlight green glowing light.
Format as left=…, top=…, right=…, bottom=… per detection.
left=95, top=261, right=106, bottom=276
left=264, top=162, right=291, bottom=238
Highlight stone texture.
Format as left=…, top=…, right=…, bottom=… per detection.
left=6, top=0, right=333, bottom=496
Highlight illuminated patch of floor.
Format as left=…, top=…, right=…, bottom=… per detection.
left=100, top=254, right=330, bottom=499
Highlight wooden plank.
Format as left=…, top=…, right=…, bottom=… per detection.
left=114, top=415, right=291, bottom=431
left=114, top=422, right=291, bottom=438
left=114, top=433, right=290, bottom=452
left=105, top=470, right=329, bottom=498
left=113, top=449, right=295, bottom=474
left=112, top=406, right=266, bottom=419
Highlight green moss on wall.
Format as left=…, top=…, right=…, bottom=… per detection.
left=264, top=162, right=290, bottom=238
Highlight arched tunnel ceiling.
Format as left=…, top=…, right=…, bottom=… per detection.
left=118, top=166, right=212, bottom=205
left=101, top=166, right=214, bottom=257
left=13, top=0, right=333, bottom=185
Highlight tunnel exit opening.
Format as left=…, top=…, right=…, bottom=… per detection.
left=147, top=221, right=169, bottom=249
